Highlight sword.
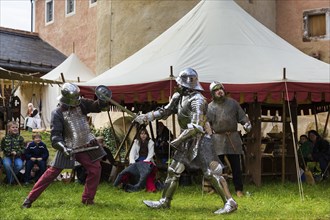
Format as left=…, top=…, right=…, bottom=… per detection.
left=9, top=157, right=22, bottom=187
left=72, top=145, right=100, bottom=154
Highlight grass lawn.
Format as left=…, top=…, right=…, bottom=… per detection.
left=0, top=178, right=329, bottom=220
left=1, top=131, right=329, bottom=219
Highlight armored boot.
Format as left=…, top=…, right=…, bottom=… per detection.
left=21, top=198, right=33, bottom=209
left=143, top=197, right=171, bottom=209
left=214, top=198, right=238, bottom=214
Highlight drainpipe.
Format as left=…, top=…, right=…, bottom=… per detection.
left=30, top=0, right=34, bottom=32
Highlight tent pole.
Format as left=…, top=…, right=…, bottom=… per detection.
left=322, top=109, right=329, bottom=138
left=284, top=78, right=304, bottom=201
left=313, top=106, right=319, bottom=132
left=122, top=111, right=128, bottom=155
left=107, top=110, right=120, bottom=149
left=281, top=98, right=286, bottom=184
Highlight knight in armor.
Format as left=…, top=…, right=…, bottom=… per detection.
left=134, top=68, right=237, bottom=214
left=22, top=83, right=111, bottom=208
left=206, top=81, right=252, bottom=198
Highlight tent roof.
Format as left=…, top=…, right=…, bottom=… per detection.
left=80, top=0, right=330, bottom=104
left=41, top=53, right=95, bottom=82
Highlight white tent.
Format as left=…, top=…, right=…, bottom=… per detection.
left=80, top=0, right=329, bottom=105
left=38, top=53, right=95, bottom=128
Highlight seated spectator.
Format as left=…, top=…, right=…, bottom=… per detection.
left=308, top=130, right=330, bottom=176
left=0, top=121, right=25, bottom=184
left=298, top=134, right=313, bottom=169
left=154, top=122, right=173, bottom=165
left=24, top=133, right=49, bottom=184
left=24, top=103, right=42, bottom=131
left=114, top=128, right=156, bottom=192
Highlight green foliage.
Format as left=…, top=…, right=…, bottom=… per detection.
left=92, top=126, right=117, bottom=155
left=1, top=180, right=330, bottom=219
left=92, top=126, right=126, bottom=161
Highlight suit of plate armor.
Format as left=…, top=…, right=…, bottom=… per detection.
left=135, top=68, right=237, bottom=214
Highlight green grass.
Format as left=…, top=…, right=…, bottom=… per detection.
left=0, top=180, right=329, bottom=220
left=4, top=131, right=328, bottom=219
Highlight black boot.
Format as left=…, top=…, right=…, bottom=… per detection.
left=21, top=198, right=33, bottom=209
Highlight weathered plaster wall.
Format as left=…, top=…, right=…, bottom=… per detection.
left=235, top=0, right=276, bottom=32
left=277, top=0, right=330, bottom=63
left=35, top=0, right=97, bottom=73
left=96, top=0, right=199, bottom=74
left=96, top=0, right=276, bottom=74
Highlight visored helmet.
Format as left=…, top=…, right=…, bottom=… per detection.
left=57, top=83, right=81, bottom=106
left=175, top=68, right=204, bottom=91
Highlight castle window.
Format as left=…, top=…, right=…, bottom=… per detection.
left=89, top=0, right=97, bottom=8
left=66, top=0, right=76, bottom=17
left=303, top=8, right=330, bottom=41
left=45, top=0, right=54, bottom=24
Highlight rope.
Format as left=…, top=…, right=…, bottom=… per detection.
left=284, top=80, right=304, bottom=201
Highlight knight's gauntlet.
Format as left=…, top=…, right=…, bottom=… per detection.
left=53, top=142, right=72, bottom=158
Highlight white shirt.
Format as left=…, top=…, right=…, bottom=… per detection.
left=129, top=139, right=155, bottom=164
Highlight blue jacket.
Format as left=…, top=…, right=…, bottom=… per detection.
left=24, top=141, right=49, bottom=161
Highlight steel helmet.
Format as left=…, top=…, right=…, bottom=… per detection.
left=175, top=68, right=204, bottom=91
left=57, top=83, right=81, bottom=106
left=209, top=81, right=225, bottom=98
left=209, top=81, right=225, bottom=92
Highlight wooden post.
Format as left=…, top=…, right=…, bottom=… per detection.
left=281, top=100, right=286, bottom=184
left=246, top=102, right=261, bottom=186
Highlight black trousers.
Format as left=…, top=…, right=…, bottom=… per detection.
left=218, top=154, right=243, bottom=192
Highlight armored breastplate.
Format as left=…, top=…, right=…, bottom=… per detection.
left=177, top=95, right=192, bottom=129
left=62, top=107, right=95, bottom=149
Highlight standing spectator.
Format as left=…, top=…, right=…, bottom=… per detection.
left=308, top=130, right=330, bottom=176
left=1, top=121, right=25, bottom=184
left=114, top=128, right=157, bottom=192
left=206, top=81, right=251, bottom=198
left=24, top=133, right=49, bottom=184
left=154, top=122, right=173, bottom=165
left=22, top=83, right=111, bottom=208
left=24, top=103, right=42, bottom=131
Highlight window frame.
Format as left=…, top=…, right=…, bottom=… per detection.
left=89, top=0, right=97, bottom=8
left=65, top=0, right=76, bottom=17
left=303, top=8, right=330, bottom=41
left=45, top=0, right=54, bottom=25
